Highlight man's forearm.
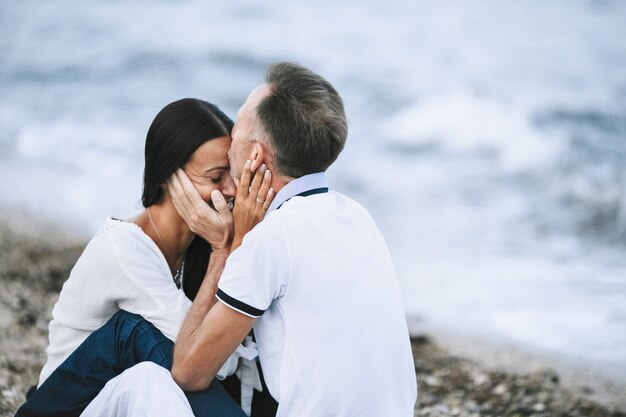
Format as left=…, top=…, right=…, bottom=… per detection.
left=174, top=249, right=228, bottom=361
left=172, top=248, right=255, bottom=391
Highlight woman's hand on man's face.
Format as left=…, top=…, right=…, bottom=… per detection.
left=231, top=159, right=274, bottom=251
left=167, top=169, right=233, bottom=251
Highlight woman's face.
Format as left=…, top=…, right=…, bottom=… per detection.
left=183, top=136, right=236, bottom=204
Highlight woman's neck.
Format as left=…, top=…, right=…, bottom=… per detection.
left=134, top=198, right=195, bottom=275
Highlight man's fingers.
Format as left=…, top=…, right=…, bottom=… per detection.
left=211, top=189, right=228, bottom=211
left=168, top=173, right=183, bottom=196
left=211, top=190, right=233, bottom=225
left=175, top=168, right=205, bottom=210
left=168, top=173, right=193, bottom=214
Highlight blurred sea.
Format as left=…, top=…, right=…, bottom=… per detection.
left=1, top=0, right=625, bottom=380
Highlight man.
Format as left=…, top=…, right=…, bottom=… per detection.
left=169, top=62, right=417, bottom=416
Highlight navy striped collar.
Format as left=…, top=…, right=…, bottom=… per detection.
left=266, top=172, right=329, bottom=215
left=276, top=187, right=329, bottom=210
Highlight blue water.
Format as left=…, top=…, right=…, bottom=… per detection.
left=1, top=0, right=626, bottom=378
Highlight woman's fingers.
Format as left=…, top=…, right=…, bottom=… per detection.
left=236, top=160, right=253, bottom=200
left=248, top=164, right=267, bottom=202
left=256, top=167, right=272, bottom=205
left=262, top=187, right=275, bottom=213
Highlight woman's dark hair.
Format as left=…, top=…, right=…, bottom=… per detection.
left=142, top=98, right=233, bottom=300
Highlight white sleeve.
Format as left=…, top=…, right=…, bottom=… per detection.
left=107, top=230, right=192, bottom=342
left=216, top=217, right=289, bottom=318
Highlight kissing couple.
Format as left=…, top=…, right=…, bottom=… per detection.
left=17, top=62, right=417, bottom=417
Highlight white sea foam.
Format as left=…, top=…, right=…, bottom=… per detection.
left=384, top=92, right=564, bottom=171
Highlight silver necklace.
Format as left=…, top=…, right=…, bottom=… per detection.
left=147, top=207, right=184, bottom=289
left=147, top=207, right=163, bottom=243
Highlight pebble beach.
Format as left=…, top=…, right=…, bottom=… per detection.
left=0, top=214, right=624, bottom=417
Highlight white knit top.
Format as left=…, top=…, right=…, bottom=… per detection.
left=38, top=217, right=251, bottom=387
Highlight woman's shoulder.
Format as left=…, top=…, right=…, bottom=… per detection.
left=95, top=217, right=144, bottom=238
left=86, top=217, right=164, bottom=263
left=69, top=217, right=170, bottom=289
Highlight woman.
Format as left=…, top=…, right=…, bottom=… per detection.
left=18, top=98, right=274, bottom=417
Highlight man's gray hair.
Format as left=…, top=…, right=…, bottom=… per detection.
left=256, top=62, right=348, bottom=178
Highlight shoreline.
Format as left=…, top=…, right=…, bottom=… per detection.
left=408, top=319, right=626, bottom=412
left=0, top=213, right=624, bottom=416
left=0, top=212, right=86, bottom=416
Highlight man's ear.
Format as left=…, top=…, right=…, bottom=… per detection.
left=249, top=142, right=266, bottom=172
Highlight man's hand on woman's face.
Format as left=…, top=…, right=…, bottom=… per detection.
left=231, top=159, right=274, bottom=251
left=167, top=169, right=233, bottom=251
left=166, top=160, right=274, bottom=252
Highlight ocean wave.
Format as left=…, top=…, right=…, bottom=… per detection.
left=383, top=91, right=563, bottom=172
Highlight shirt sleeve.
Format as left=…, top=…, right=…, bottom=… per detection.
left=107, top=229, right=192, bottom=341
left=217, top=216, right=289, bottom=318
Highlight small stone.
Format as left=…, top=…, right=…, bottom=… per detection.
left=467, top=400, right=480, bottom=412
left=534, top=403, right=546, bottom=412
left=492, top=383, right=507, bottom=395
left=424, top=376, right=440, bottom=386
left=418, top=406, right=432, bottom=416
left=411, top=334, right=431, bottom=344
left=451, top=407, right=461, bottom=416
left=472, top=372, right=489, bottom=385
left=2, top=388, right=17, bottom=398
left=580, top=386, right=594, bottom=395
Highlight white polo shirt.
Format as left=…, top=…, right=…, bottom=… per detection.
left=217, top=173, right=417, bottom=417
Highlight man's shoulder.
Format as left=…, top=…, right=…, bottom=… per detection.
left=236, top=211, right=289, bottom=253
left=328, top=190, right=380, bottom=229
left=329, top=190, right=372, bottom=212
left=277, top=189, right=372, bottom=218
left=261, top=191, right=381, bottom=243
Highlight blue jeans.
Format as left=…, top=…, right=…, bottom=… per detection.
left=16, top=311, right=247, bottom=417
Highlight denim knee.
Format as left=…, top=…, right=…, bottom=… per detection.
left=110, top=310, right=149, bottom=341
left=110, top=310, right=143, bottom=327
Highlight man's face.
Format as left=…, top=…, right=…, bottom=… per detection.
left=228, top=84, right=271, bottom=180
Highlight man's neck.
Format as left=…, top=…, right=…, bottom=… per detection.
left=268, top=174, right=293, bottom=196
